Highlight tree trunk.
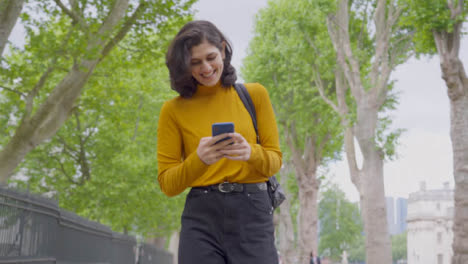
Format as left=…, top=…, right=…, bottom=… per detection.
left=432, top=24, right=468, bottom=263
left=168, top=231, right=180, bottom=264
left=296, top=170, right=319, bottom=264
left=354, top=105, right=392, bottom=264
left=286, top=127, right=320, bottom=264
left=449, top=84, right=468, bottom=264
left=277, top=162, right=297, bottom=264
left=0, top=0, right=24, bottom=56
left=146, top=236, right=167, bottom=249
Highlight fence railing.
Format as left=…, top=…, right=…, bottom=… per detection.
left=0, top=186, right=172, bottom=264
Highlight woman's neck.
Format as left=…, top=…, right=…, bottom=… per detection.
left=195, top=81, right=223, bottom=96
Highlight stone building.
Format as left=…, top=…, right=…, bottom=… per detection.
left=407, top=182, right=453, bottom=264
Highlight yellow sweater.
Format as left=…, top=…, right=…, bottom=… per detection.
left=157, top=82, right=282, bottom=197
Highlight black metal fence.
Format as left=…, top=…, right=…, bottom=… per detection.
left=137, top=244, right=173, bottom=264
left=0, top=186, right=173, bottom=264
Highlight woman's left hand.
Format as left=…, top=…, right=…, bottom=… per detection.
left=218, top=133, right=251, bottom=161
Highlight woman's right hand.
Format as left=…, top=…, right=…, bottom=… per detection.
left=197, top=134, right=235, bottom=165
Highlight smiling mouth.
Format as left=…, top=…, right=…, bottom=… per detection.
left=201, top=70, right=216, bottom=78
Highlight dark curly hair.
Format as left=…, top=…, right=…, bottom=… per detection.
left=165, top=20, right=237, bottom=98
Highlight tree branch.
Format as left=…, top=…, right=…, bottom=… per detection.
left=317, top=132, right=331, bottom=165
left=334, top=61, right=359, bottom=185
left=57, top=134, right=78, bottom=157
left=69, top=0, right=80, bottom=15
left=312, top=72, right=341, bottom=116
left=52, top=155, right=78, bottom=185
left=356, top=1, right=370, bottom=52
left=449, top=22, right=462, bottom=59
left=83, top=115, right=100, bottom=144
left=388, top=5, right=403, bottom=30
left=326, top=15, right=353, bottom=88
left=74, top=111, right=91, bottom=183
left=0, top=85, right=25, bottom=97
left=302, top=29, right=342, bottom=116
left=23, top=26, right=73, bottom=120
left=53, top=0, right=88, bottom=30
left=0, top=0, right=25, bottom=56
left=344, top=127, right=360, bottom=190
left=284, top=121, right=305, bottom=171
left=433, top=30, right=444, bottom=57
left=382, top=35, right=414, bottom=108
left=92, top=0, right=130, bottom=48
left=304, top=135, right=313, bottom=171
left=327, top=1, right=364, bottom=100
left=448, top=0, right=463, bottom=18
left=302, top=30, right=322, bottom=57
left=24, top=66, right=55, bottom=119
left=100, top=2, right=147, bottom=59
left=333, top=62, right=352, bottom=128
left=290, top=121, right=301, bottom=152
left=370, top=0, right=390, bottom=98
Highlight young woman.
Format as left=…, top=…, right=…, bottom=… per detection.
left=157, top=20, right=282, bottom=264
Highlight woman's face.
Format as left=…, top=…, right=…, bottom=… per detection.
left=190, top=40, right=225, bottom=87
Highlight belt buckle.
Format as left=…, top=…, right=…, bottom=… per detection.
left=218, top=182, right=234, bottom=193
left=257, top=182, right=267, bottom=191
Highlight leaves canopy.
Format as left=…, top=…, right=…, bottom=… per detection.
left=399, top=0, right=468, bottom=54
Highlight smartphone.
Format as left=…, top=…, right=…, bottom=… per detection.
left=212, top=122, right=234, bottom=144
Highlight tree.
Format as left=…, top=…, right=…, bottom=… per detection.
left=318, top=184, right=363, bottom=262
left=0, top=0, right=24, bottom=56
left=391, top=232, right=407, bottom=262
left=400, top=0, right=468, bottom=262
left=0, top=0, right=194, bottom=182
left=10, top=28, right=188, bottom=236
left=317, top=0, right=413, bottom=262
left=242, top=1, right=343, bottom=262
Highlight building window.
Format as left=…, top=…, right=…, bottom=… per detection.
left=438, top=253, right=443, bottom=264
left=437, top=232, right=442, bottom=244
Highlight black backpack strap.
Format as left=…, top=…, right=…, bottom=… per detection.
left=234, top=83, right=260, bottom=144
left=235, top=83, right=286, bottom=210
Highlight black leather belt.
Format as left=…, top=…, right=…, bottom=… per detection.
left=193, top=181, right=268, bottom=193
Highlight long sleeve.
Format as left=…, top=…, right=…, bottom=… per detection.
left=157, top=101, right=209, bottom=197
left=245, top=83, right=282, bottom=177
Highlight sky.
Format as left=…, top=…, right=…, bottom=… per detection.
left=193, top=0, right=468, bottom=202
left=7, top=0, right=466, bottom=202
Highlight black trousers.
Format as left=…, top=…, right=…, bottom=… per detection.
left=178, top=185, right=278, bottom=264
